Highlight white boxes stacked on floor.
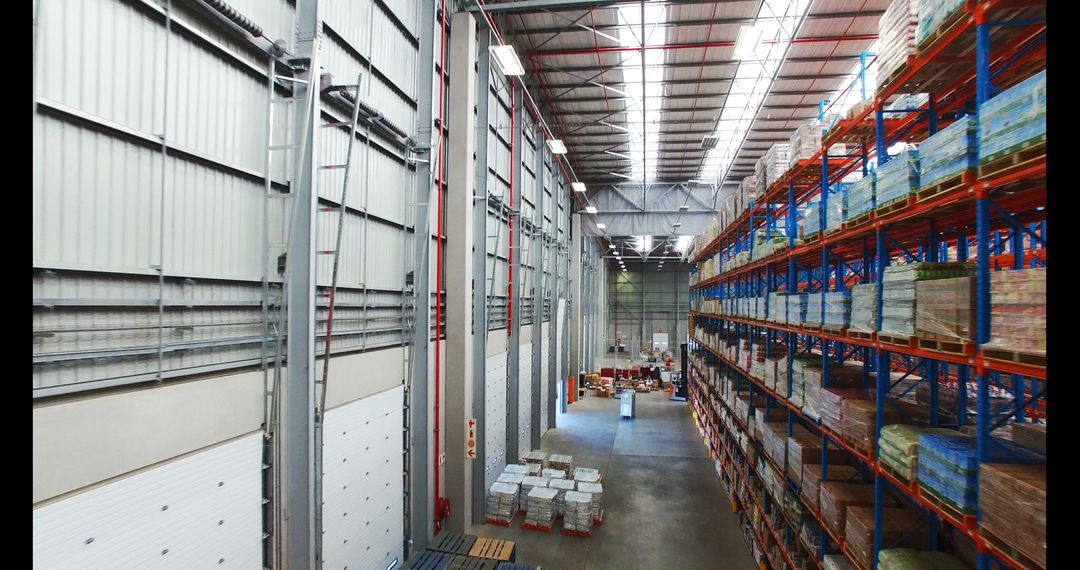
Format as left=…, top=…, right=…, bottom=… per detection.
left=485, top=452, right=604, bottom=533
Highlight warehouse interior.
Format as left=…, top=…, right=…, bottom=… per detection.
left=32, top=0, right=1047, bottom=569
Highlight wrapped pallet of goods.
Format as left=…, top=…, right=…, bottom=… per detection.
left=562, top=490, right=594, bottom=535
left=486, top=481, right=520, bottom=525
left=978, top=70, right=1046, bottom=167
left=876, top=148, right=920, bottom=210
left=845, top=506, right=929, bottom=569
left=548, top=478, right=576, bottom=517
left=876, top=0, right=918, bottom=88
left=918, top=114, right=977, bottom=191
left=790, top=355, right=818, bottom=408
left=819, top=482, right=882, bottom=537
left=878, top=548, right=969, bottom=570
left=497, top=472, right=525, bottom=487
left=917, top=433, right=981, bottom=513
left=768, top=292, right=788, bottom=323
left=979, top=463, right=1047, bottom=568
left=541, top=468, right=566, bottom=480
left=849, top=283, right=879, bottom=333
left=813, top=387, right=874, bottom=435
left=984, top=267, right=1046, bottom=358
left=760, top=422, right=789, bottom=467
left=847, top=173, right=876, bottom=221
left=523, top=486, right=558, bottom=531
left=881, top=263, right=976, bottom=339
left=915, top=276, right=976, bottom=342
left=790, top=121, right=824, bottom=166
left=841, top=399, right=905, bottom=455
left=823, top=291, right=852, bottom=331
left=823, top=554, right=857, bottom=570
left=741, top=174, right=761, bottom=204
left=878, top=424, right=955, bottom=482
left=519, top=476, right=549, bottom=512
left=825, top=185, right=847, bottom=233
left=548, top=453, right=572, bottom=476
left=576, top=481, right=604, bottom=524
left=805, top=292, right=823, bottom=327
left=758, top=143, right=791, bottom=191
left=503, top=464, right=529, bottom=476
left=788, top=428, right=847, bottom=486
left=915, top=0, right=964, bottom=49
left=787, top=293, right=808, bottom=327
left=802, top=201, right=821, bottom=240
left=572, top=467, right=601, bottom=484
left=801, top=464, right=859, bottom=513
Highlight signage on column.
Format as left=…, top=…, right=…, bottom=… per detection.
left=466, top=418, right=477, bottom=459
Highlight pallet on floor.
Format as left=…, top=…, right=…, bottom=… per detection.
left=520, top=522, right=553, bottom=533
left=979, top=139, right=1046, bottom=180
left=406, top=549, right=454, bottom=570
left=431, top=532, right=478, bottom=556
left=447, top=555, right=499, bottom=570
left=982, top=347, right=1046, bottom=368
left=560, top=528, right=593, bottom=538
left=468, top=537, right=516, bottom=562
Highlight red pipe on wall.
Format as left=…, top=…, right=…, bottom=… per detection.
left=434, top=0, right=447, bottom=535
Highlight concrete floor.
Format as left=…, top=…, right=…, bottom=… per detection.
left=468, top=390, right=756, bottom=570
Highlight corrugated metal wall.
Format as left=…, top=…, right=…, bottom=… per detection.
left=608, top=265, right=690, bottom=357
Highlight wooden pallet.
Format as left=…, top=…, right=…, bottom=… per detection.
left=431, top=532, right=479, bottom=556
left=980, top=526, right=1046, bottom=570
left=842, top=211, right=873, bottom=231
left=920, top=485, right=977, bottom=519
left=915, top=7, right=967, bottom=54
left=916, top=169, right=974, bottom=203
left=916, top=335, right=975, bottom=356
left=469, top=537, right=516, bottom=562
left=874, top=195, right=915, bottom=218
left=877, top=461, right=914, bottom=489
left=982, top=347, right=1046, bottom=368
left=979, top=140, right=1046, bottom=180
left=803, top=233, right=821, bottom=245
left=447, top=555, right=499, bottom=570
left=847, top=329, right=875, bottom=342
left=520, top=522, right=553, bottom=533
left=878, top=332, right=916, bottom=348
left=822, top=325, right=847, bottom=335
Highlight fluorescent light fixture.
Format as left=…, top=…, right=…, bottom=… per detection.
left=672, top=222, right=681, bottom=228
left=585, top=206, right=598, bottom=214
left=732, top=25, right=764, bottom=60
left=700, top=135, right=722, bottom=150
left=679, top=204, right=690, bottom=211
left=609, top=244, right=617, bottom=249
left=622, top=268, right=627, bottom=272
left=572, top=182, right=587, bottom=193
left=547, top=139, right=568, bottom=154
left=490, top=44, right=525, bottom=76
left=596, top=223, right=606, bottom=230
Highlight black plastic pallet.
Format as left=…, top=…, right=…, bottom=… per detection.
left=406, top=550, right=453, bottom=570
left=447, top=555, right=498, bottom=570
left=495, top=563, right=540, bottom=570
left=431, top=532, right=478, bottom=556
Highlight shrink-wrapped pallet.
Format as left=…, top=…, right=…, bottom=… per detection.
left=768, top=292, right=788, bottom=323
left=562, top=490, right=594, bottom=533
left=979, top=70, right=1046, bottom=163
left=916, top=276, right=976, bottom=341
left=849, top=283, right=879, bottom=333
left=572, top=467, right=601, bottom=484
left=519, top=476, right=549, bottom=509
left=548, top=477, right=576, bottom=516
left=919, top=115, right=977, bottom=190
left=801, top=464, right=859, bottom=513
left=876, top=149, right=920, bottom=209
left=841, top=400, right=904, bottom=455
left=819, top=482, right=879, bottom=537
left=878, top=549, right=968, bottom=570
left=824, top=291, right=852, bottom=329
left=485, top=482, right=520, bottom=524
left=802, top=201, right=822, bottom=239
left=541, top=468, right=566, bottom=480
left=979, top=463, right=1046, bottom=568
left=577, top=481, right=604, bottom=523
left=503, top=464, right=529, bottom=476
left=825, top=187, right=847, bottom=233
left=846, top=506, right=928, bottom=569
left=847, top=173, right=876, bottom=220
left=787, top=293, right=808, bottom=326
left=985, top=267, right=1046, bottom=355
left=1010, top=422, right=1047, bottom=454
left=524, top=487, right=558, bottom=528
left=520, top=450, right=547, bottom=468
left=878, top=424, right=955, bottom=481
left=787, top=430, right=847, bottom=486
left=915, top=0, right=964, bottom=48
left=823, top=554, right=857, bottom=570
left=917, top=434, right=978, bottom=512
left=790, top=121, right=824, bottom=166
left=760, top=422, right=789, bottom=467
left=877, top=0, right=918, bottom=87
left=882, top=263, right=976, bottom=338
left=496, top=472, right=525, bottom=487
left=805, top=386, right=873, bottom=435
left=805, top=292, right=823, bottom=327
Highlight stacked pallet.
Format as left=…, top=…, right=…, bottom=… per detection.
left=572, top=467, right=601, bottom=484
left=520, top=450, right=547, bottom=469
left=486, top=482, right=520, bottom=525
left=878, top=425, right=955, bottom=481
left=801, top=464, right=859, bottom=513
left=978, top=70, right=1045, bottom=165
left=918, top=115, right=977, bottom=191
left=548, top=477, right=575, bottom=517
left=917, top=433, right=978, bottom=513
left=847, top=174, right=876, bottom=221
left=877, top=0, right=918, bottom=87
left=787, top=293, right=808, bottom=326
left=790, top=121, right=824, bottom=165
left=985, top=267, right=1046, bottom=357
left=541, top=468, right=566, bottom=480
left=845, top=506, right=928, bottom=569
left=825, top=187, right=847, bottom=233
left=878, top=549, right=968, bottom=570
left=503, top=464, right=529, bottom=476
left=519, top=476, right=548, bottom=511
left=756, top=143, right=791, bottom=191
left=841, top=400, right=903, bottom=455
left=760, top=422, right=788, bottom=468
left=915, top=276, right=976, bottom=342
left=882, top=263, right=976, bottom=339
left=875, top=149, right=919, bottom=211
left=848, top=283, right=879, bottom=334
left=577, top=481, right=604, bottom=523
left=788, top=428, right=847, bottom=486
left=819, top=482, right=879, bottom=537
left=823, top=291, right=851, bottom=329
left=496, top=472, right=524, bottom=487
left=523, top=487, right=558, bottom=531
left=980, top=463, right=1047, bottom=568
left=916, top=0, right=964, bottom=48
left=562, top=490, right=594, bottom=535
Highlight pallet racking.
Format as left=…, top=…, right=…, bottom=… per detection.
left=686, top=2, right=1046, bottom=569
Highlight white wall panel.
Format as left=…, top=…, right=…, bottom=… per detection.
left=540, top=321, right=551, bottom=434
left=484, top=354, right=508, bottom=490
left=33, top=433, right=263, bottom=569
left=517, top=343, right=532, bottom=454
left=320, top=37, right=416, bottom=134
left=322, top=385, right=404, bottom=570
left=316, top=117, right=409, bottom=226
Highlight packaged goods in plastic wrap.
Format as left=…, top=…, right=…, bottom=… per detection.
left=802, top=465, right=859, bottom=513
left=878, top=549, right=968, bottom=570
left=577, top=481, right=604, bottom=522
left=562, top=490, right=594, bottom=533
left=824, top=554, right=857, bottom=570
left=825, top=188, right=847, bottom=233
left=802, top=201, right=821, bottom=239
left=503, top=464, right=529, bottom=476
left=849, top=283, right=879, bottom=333
left=519, top=476, right=549, bottom=509
left=761, top=422, right=789, bottom=467
left=1009, top=422, right=1046, bottom=454
left=882, top=263, right=975, bottom=337
left=524, top=486, right=558, bottom=528
left=915, top=276, right=976, bottom=340
left=887, top=93, right=930, bottom=119
left=791, top=356, right=820, bottom=410
left=819, top=482, right=879, bottom=537
left=486, top=482, right=520, bottom=523
left=768, top=292, right=788, bottom=323
left=876, top=149, right=919, bottom=208
left=916, top=433, right=990, bottom=512
left=847, top=173, right=876, bottom=220
left=916, top=0, right=964, bottom=47
left=918, top=115, right=977, bottom=190
left=979, top=70, right=1046, bottom=163
left=817, top=387, right=874, bottom=434
left=497, top=472, right=525, bottom=487
left=979, top=463, right=1046, bottom=568
left=788, top=431, right=848, bottom=486
left=741, top=174, right=761, bottom=203
left=790, top=121, right=825, bottom=166
left=754, top=407, right=787, bottom=442
left=541, top=468, right=566, bottom=480
left=877, top=0, right=918, bottom=87
left=756, top=143, right=791, bottom=191
left=572, top=467, right=601, bottom=484
left=823, top=291, right=852, bottom=329
left=842, top=400, right=903, bottom=455
left=521, top=450, right=548, bottom=468
left=877, top=425, right=956, bottom=481
left=548, top=477, right=576, bottom=516
left=985, top=267, right=1045, bottom=355
left=846, top=506, right=928, bottom=569
left=805, top=292, right=823, bottom=327
left=787, top=293, right=808, bottom=326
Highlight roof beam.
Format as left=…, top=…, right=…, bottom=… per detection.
left=554, top=89, right=835, bottom=103
left=527, top=34, right=877, bottom=57
left=554, top=104, right=820, bottom=116
left=464, top=0, right=721, bottom=15
left=541, top=73, right=851, bottom=89
left=538, top=55, right=861, bottom=74
left=519, top=10, right=885, bottom=35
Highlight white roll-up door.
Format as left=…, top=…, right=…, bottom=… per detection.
left=540, top=322, right=551, bottom=434
left=485, top=354, right=508, bottom=490
left=518, top=344, right=533, bottom=454
left=322, top=385, right=404, bottom=570
left=33, top=433, right=263, bottom=569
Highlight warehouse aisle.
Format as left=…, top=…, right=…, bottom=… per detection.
left=469, top=391, right=756, bottom=569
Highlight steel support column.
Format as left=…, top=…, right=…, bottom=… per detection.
left=532, top=122, right=545, bottom=449
left=569, top=212, right=583, bottom=406
left=507, top=82, right=524, bottom=464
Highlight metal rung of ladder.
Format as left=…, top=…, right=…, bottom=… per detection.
left=323, top=121, right=354, bottom=128
left=317, top=250, right=336, bottom=255
left=274, top=75, right=309, bottom=84
left=319, top=207, right=341, bottom=212
left=321, top=164, right=347, bottom=170
left=271, top=96, right=306, bottom=104
left=269, top=193, right=291, bottom=199
left=269, top=144, right=298, bottom=151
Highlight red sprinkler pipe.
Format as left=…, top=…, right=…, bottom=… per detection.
left=434, top=0, right=447, bottom=535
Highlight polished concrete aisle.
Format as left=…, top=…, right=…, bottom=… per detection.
left=468, top=390, right=756, bottom=570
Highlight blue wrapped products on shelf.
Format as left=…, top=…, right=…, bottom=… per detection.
left=847, top=174, right=876, bottom=220
left=919, top=115, right=976, bottom=190
left=876, top=149, right=919, bottom=209
left=979, top=70, right=1046, bottom=163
